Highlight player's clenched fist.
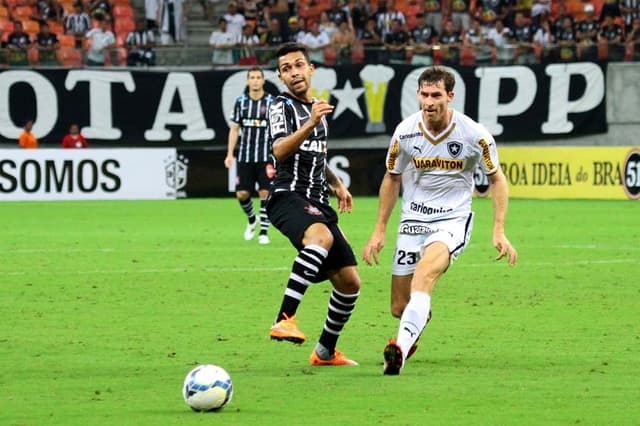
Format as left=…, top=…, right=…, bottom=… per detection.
left=311, top=100, right=334, bottom=124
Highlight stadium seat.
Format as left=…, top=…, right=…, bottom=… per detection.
left=459, top=46, right=476, bottom=66
left=47, top=20, right=64, bottom=35
left=58, top=34, right=76, bottom=48
left=406, top=14, right=417, bottom=30
left=431, top=45, right=443, bottom=65
left=238, top=56, right=258, bottom=65
left=112, top=0, right=132, bottom=5
left=351, top=45, right=365, bottom=64
left=405, top=47, right=414, bottom=63
left=316, top=0, right=331, bottom=11
left=0, top=6, right=8, bottom=18
left=4, top=0, right=17, bottom=8
left=116, top=32, right=126, bottom=47
left=112, top=5, right=133, bottom=18
left=395, top=0, right=410, bottom=14
left=21, top=19, right=40, bottom=36
left=597, top=43, right=608, bottom=60
left=60, top=1, right=75, bottom=15
left=0, top=18, right=14, bottom=35
left=624, top=42, right=634, bottom=61
left=28, top=46, right=39, bottom=64
left=323, top=46, right=337, bottom=66
left=13, top=5, right=34, bottom=20
left=406, top=4, right=421, bottom=16
left=114, top=18, right=134, bottom=34
left=57, top=47, right=83, bottom=67
left=534, top=43, right=543, bottom=63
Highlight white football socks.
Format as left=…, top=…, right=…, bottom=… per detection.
left=397, top=291, right=431, bottom=361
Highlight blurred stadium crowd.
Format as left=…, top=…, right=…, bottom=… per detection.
left=0, top=0, right=639, bottom=67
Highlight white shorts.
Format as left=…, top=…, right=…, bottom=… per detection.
left=391, top=213, right=474, bottom=276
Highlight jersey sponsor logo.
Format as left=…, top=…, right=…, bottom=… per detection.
left=304, top=204, right=323, bottom=216
left=399, top=224, right=435, bottom=234
left=399, top=132, right=422, bottom=140
left=409, top=202, right=454, bottom=216
left=478, top=138, right=495, bottom=171
left=447, top=141, right=462, bottom=158
left=387, top=139, right=399, bottom=170
left=241, top=118, right=268, bottom=128
left=300, top=139, right=327, bottom=153
left=269, top=102, right=286, bottom=136
left=623, top=148, right=640, bottom=199
left=412, top=157, right=464, bottom=170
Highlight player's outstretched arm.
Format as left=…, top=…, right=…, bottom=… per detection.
left=362, top=172, right=402, bottom=266
left=488, top=168, right=518, bottom=266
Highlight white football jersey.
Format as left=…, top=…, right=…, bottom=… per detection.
left=386, top=109, right=499, bottom=222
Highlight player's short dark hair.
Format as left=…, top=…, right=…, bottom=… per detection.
left=275, top=42, right=310, bottom=70
left=418, top=67, right=455, bottom=93
left=247, top=66, right=263, bottom=78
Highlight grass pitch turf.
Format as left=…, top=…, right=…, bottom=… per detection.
left=1, top=198, right=638, bottom=425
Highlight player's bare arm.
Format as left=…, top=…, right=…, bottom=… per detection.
left=327, top=167, right=352, bottom=213
left=272, top=100, right=335, bottom=161
left=488, top=168, right=518, bottom=266
left=224, top=122, right=240, bottom=169
left=362, top=172, right=402, bottom=266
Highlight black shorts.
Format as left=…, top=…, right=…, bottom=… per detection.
left=267, top=192, right=357, bottom=279
left=236, top=162, right=274, bottom=192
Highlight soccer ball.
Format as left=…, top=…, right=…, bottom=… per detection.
left=182, top=364, right=233, bottom=412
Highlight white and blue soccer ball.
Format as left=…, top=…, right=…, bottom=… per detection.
left=183, top=364, right=233, bottom=412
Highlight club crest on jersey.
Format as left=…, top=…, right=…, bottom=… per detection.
left=304, top=205, right=323, bottom=216
left=447, top=141, right=462, bottom=158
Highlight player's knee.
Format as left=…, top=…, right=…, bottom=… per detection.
left=341, top=274, right=360, bottom=294
left=303, top=223, right=334, bottom=249
left=236, top=190, right=250, bottom=201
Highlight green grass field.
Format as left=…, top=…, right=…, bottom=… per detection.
left=1, top=197, right=638, bottom=425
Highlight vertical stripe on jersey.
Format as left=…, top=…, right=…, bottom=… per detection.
left=307, top=154, right=317, bottom=200
left=290, top=153, right=300, bottom=192
left=236, top=95, right=272, bottom=163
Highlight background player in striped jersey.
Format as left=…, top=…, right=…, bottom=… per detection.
left=266, top=42, right=361, bottom=366
left=225, top=67, right=275, bottom=245
left=362, top=67, right=518, bottom=375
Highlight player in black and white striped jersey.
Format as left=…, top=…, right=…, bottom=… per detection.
left=224, top=67, right=275, bottom=245
left=125, top=19, right=156, bottom=66
left=64, top=3, right=91, bottom=48
left=266, top=42, right=361, bottom=366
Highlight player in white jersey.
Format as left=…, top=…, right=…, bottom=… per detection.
left=362, top=67, right=518, bottom=375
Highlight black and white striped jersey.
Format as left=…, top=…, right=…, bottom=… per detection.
left=230, top=93, right=275, bottom=163
left=64, top=13, right=91, bottom=35
left=268, top=93, right=331, bottom=206
left=125, top=29, right=155, bottom=48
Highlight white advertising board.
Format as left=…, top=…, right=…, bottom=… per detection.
left=0, top=149, right=180, bottom=201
